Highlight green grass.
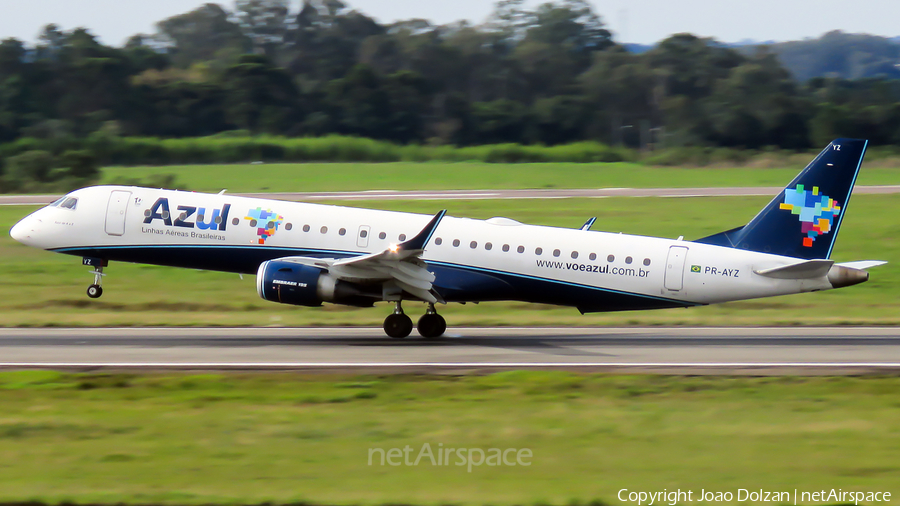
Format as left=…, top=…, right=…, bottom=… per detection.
left=2, top=194, right=898, bottom=327
left=100, top=162, right=900, bottom=194
left=0, top=371, right=896, bottom=504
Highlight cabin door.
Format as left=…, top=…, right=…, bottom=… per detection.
left=664, top=246, right=689, bottom=291
left=105, top=190, right=131, bottom=236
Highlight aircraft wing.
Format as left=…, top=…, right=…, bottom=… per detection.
left=272, top=210, right=447, bottom=303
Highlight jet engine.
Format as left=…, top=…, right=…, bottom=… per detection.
left=256, top=260, right=377, bottom=307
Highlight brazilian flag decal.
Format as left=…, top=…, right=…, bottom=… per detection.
left=690, top=265, right=702, bottom=273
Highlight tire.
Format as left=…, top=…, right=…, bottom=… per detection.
left=384, top=313, right=413, bottom=338
left=417, top=313, right=446, bottom=338
left=87, top=285, right=103, bottom=299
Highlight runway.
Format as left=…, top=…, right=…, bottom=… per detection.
left=1, top=327, right=899, bottom=373
left=3, top=185, right=899, bottom=206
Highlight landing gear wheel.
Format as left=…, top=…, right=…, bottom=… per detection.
left=417, top=313, right=446, bottom=338
left=86, top=262, right=106, bottom=299
left=384, top=313, right=413, bottom=338
left=87, top=284, right=103, bottom=299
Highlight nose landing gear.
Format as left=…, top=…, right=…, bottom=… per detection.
left=82, top=257, right=108, bottom=299
left=87, top=265, right=105, bottom=299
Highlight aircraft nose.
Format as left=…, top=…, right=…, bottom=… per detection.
left=10, top=216, right=35, bottom=245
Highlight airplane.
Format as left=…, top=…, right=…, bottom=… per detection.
left=9, top=138, right=885, bottom=338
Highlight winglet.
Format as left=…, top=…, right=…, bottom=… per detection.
left=399, top=210, right=447, bottom=251
left=580, top=217, right=597, bottom=231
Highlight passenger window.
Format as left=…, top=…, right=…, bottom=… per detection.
left=379, top=232, right=386, bottom=239
left=320, top=226, right=328, bottom=234
left=359, top=229, right=368, bottom=238
left=607, top=255, right=615, bottom=262
left=435, top=237, right=442, bottom=245
left=303, top=224, right=310, bottom=232
left=485, top=242, right=492, bottom=250
left=470, top=241, right=477, bottom=249
left=625, top=256, right=633, bottom=264
left=339, top=228, right=346, bottom=236
left=643, top=258, right=651, bottom=266
left=453, top=239, right=460, bottom=247
left=534, top=247, right=542, bottom=255
left=285, top=223, right=293, bottom=231
left=502, top=244, right=510, bottom=252
left=553, top=249, right=561, bottom=257
left=571, top=251, right=578, bottom=259
left=399, top=234, right=407, bottom=241
left=232, top=218, right=240, bottom=226
left=589, top=253, right=597, bottom=261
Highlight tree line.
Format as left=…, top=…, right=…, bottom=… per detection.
left=2, top=0, right=900, bottom=158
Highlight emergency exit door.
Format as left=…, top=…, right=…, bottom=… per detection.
left=357, top=225, right=371, bottom=248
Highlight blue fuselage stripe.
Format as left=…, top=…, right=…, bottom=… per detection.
left=52, top=244, right=696, bottom=310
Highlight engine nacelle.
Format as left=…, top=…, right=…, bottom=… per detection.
left=256, top=260, right=377, bottom=307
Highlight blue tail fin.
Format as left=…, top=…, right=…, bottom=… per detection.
left=695, top=139, right=867, bottom=259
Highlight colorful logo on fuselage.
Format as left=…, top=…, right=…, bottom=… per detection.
left=779, top=184, right=841, bottom=248
left=245, top=207, right=283, bottom=244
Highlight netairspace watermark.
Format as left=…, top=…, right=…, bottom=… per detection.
left=368, top=443, right=532, bottom=473
left=618, top=489, right=892, bottom=505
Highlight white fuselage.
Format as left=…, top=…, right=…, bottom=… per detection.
left=11, top=185, right=837, bottom=311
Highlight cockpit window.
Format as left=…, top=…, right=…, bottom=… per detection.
left=48, top=197, right=65, bottom=207
left=59, top=197, right=78, bottom=210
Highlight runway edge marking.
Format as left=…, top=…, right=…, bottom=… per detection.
left=2, top=362, right=900, bottom=368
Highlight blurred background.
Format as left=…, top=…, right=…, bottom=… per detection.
left=2, top=0, right=900, bottom=170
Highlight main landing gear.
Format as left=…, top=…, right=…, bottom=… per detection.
left=417, top=303, right=447, bottom=339
left=383, top=302, right=446, bottom=339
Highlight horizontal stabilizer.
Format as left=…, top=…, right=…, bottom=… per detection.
left=754, top=259, right=834, bottom=279
left=835, top=260, right=887, bottom=270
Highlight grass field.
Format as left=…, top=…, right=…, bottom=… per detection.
left=2, top=194, right=898, bottom=327
left=0, top=371, right=897, bottom=504
left=4, top=163, right=900, bottom=506
left=100, top=162, right=900, bottom=194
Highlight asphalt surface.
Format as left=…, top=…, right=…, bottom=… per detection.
left=1, top=327, right=899, bottom=373
left=2, top=185, right=899, bottom=206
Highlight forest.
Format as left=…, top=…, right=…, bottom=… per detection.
left=1, top=0, right=900, bottom=167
